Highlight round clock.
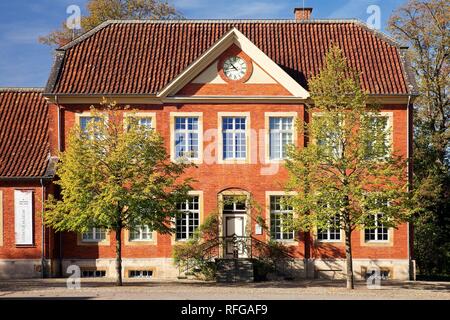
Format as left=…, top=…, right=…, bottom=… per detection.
left=223, top=56, right=248, bottom=81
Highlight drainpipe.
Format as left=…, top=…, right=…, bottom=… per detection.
left=406, top=94, right=413, bottom=280
left=56, top=95, right=61, bottom=152
left=55, top=95, right=63, bottom=276
left=40, top=178, right=46, bottom=278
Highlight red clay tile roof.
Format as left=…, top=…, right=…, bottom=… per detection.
left=46, top=20, right=414, bottom=96
left=0, top=88, right=50, bottom=178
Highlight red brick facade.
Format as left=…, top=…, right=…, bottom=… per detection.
left=0, top=17, right=416, bottom=280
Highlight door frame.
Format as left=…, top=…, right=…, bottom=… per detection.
left=218, top=189, right=251, bottom=258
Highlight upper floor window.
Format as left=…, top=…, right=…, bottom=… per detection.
left=176, top=196, right=200, bottom=240
left=126, top=116, right=154, bottom=131
left=82, top=227, right=106, bottom=242
left=137, top=117, right=153, bottom=129
left=365, top=213, right=389, bottom=242
left=269, top=117, right=294, bottom=160
left=222, top=117, right=247, bottom=160
left=129, top=225, right=152, bottom=241
left=174, top=117, right=199, bottom=160
left=314, top=114, right=343, bottom=160
left=270, top=195, right=294, bottom=241
left=317, top=215, right=341, bottom=241
left=79, top=116, right=103, bottom=140
left=365, top=115, right=391, bottom=160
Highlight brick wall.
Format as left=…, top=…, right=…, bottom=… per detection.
left=52, top=102, right=409, bottom=262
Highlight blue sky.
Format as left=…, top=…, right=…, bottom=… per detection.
left=0, top=0, right=407, bottom=87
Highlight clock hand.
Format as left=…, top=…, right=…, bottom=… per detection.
left=230, top=63, right=239, bottom=71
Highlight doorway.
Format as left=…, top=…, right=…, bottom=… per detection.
left=222, top=194, right=248, bottom=258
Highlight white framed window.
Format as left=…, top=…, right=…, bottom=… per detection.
left=313, top=113, right=343, bottom=160
left=222, top=117, right=247, bottom=160
left=174, top=117, right=200, bottom=160
left=269, top=117, right=294, bottom=160
left=365, top=114, right=392, bottom=160
left=79, top=116, right=103, bottom=140
left=365, top=213, right=389, bottom=242
left=222, top=195, right=247, bottom=212
left=137, top=117, right=153, bottom=129
left=270, top=195, right=294, bottom=241
left=129, top=225, right=153, bottom=241
left=317, top=215, right=341, bottom=241
left=125, top=116, right=154, bottom=131
left=176, top=196, right=200, bottom=240
left=82, top=227, right=106, bottom=242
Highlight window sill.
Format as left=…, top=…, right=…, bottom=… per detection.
left=272, top=240, right=298, bottom=246
left=316, top=239, right=343, bottom=244
left=172, top=157, right=202, bottom=165
left=126, top=240, right=156, bottom=246
left=218, top=159, right=249, bottom=164
left=15, top=244, right=36, bottom=248
left=362, top=240, right=392, bottom=247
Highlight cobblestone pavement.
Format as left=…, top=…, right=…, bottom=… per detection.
left=0, top=279, right=449, bottom=300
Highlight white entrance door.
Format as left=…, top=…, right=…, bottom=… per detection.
left=225, top=215, right=246, bottom=258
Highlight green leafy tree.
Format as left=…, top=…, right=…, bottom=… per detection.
left=39, top=0, right=183, bottom=47
left=45, top=100, right=193, bottom=286
left=388, top=0, right=450, bottom=277
left=388, top=0, right=450, bottom=275
left=284, top=46, right=411, bottom=289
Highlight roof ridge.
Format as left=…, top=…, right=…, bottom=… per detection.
left=59, top=18, right=405, bottom=51
left=0, top=87, right=44, bottom=92
left=104, top=18, right=363, bottom=23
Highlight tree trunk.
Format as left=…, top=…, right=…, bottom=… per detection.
left=344, top=227, right=354, bottom=289
left=115, top=227, right=123, bottom=286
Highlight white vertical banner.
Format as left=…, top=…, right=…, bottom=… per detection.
left=14, top=190, right=34, bottom=245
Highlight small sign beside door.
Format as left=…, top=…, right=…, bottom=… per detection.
left=255, top=223, right=263, bottom=235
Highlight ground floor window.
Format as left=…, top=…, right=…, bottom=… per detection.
left=270, top=195, right=294, bottom=241
left=317, top=215, right=341, bottom=241
left=176, top=196, right=200, bottom=240
left=365, top=213, right=389, bottom=241
left=129, top=225, right=152, bottom=241
left=81, top=227, right=106, bottom=242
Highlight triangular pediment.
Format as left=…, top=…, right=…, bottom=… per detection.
left=157, top=28, right=309, bottom=99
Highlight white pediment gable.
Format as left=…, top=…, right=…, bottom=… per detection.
left=157, top=27, right=309, bottom=99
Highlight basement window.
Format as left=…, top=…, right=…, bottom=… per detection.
left=128, top=270, right=153, bottom=278
left=362, top=267, right=391, bottom=280
left=81, top=270, right=106, bottom=278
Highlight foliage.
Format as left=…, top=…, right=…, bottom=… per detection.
left=39, top=0, right=183, bottom=46
left=284, top=45, right=411, bottom=289
left=173, top=213, right=220, bottom=280
left=45, top=99, right=193, bottom=285
left=253, top=240, right=295, bottom=281
left=388, top=0, right=450, bottom=276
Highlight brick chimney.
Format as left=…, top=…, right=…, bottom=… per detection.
left=294, top=7, right=313, bottom=20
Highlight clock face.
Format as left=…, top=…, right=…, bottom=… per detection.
left=223, top=56, right=247, bottom=81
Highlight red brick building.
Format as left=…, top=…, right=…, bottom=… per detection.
left=0, top=8, right=416, bottom=280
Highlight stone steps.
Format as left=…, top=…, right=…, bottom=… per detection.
left=216, top=258, right=254, bottom=283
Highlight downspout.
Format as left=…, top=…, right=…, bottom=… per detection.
left=406, top=94, right=414, bottom=280
left=56, top=95, right=61, bottom=152
left=56, top=95, right=63, bottom=276
left=40, top=178, right=46, bottom=278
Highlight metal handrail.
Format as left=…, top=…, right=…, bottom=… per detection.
left=177, top=235, right=295, bottom=277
